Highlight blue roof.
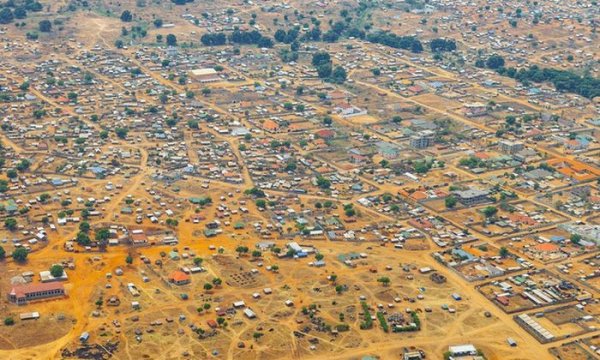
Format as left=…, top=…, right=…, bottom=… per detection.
left=452, top=248, right=475, bottom=260
left=89, top=166, right=105, bottom=174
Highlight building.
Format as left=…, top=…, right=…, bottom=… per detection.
left=453, top=189, right=490, bottom=206
left=376, top=142, right=400, bottom=159
left=190, top=68, right=220, bottom=83
left=448, top=344, right=477, bottom=357
left=8, top=283, right=66, bottom=305
left=168, top=271, right=191, bottom=285
left=410, top=130, right=435, bottom=149
left=243, top=308, right=256, bottom=319
left=499, top=140, right=524, bottom=154
left=462, top=103, right=487, bottom=117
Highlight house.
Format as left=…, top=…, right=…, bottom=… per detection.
left=8, top=283, right=66, bottom=305
left=376, top=142, right=400, bottom=159
left=315, top=129, right=335, bottom=139
left=207, top=319, right=218, bottom=329
left=453, top=189, right=489, bottom=206
left=334, top=103, right=367, bottom=118
left=499, top=140, right=524, bottom=155
left=243, top=308, right=256, bottom=319
left=190, top=68, right=220, bottom=83
left=462, top=103, right=487, bottom=117
left=448, top=344, right=477, bottom=357
left=168, top=271, right=190, bottom=285
left=262, top=119, right=280, bottom=133
left=409, top=130, right=435, bottom=149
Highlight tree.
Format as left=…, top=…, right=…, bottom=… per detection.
left=95, top=228, right=110, bottom=242
left=200, top=33, right=227, bottom=46
left=0, top=246, right=5, bottom=259
left=14, top=7, right=26, bottom=19
left=115, top=39, right=124, bottom=49
left=212, top=277, right=222, bottom=286
left=331, top=66, right=347, bottom=83
left=316, top=176, right=331, bottom=189
left=236, top=246, right=249, bottom=256
left=5, top=218, right=17, bottom=231
left=4, top=317, right=14, bottom=326
left=166, top=34, right=177, bottom=46
left=312, top=51, right=331, bottom=67
left=16, top=159, right=31, bottom=172
left=316, top=63, right=332, bottom=78
left=570, top=234, right=582, bottom=245
left=76, top=232, right=91, bottom=246
left=153, top=18, right=163, bottom=28
left=120, top=10, right=133, bottom=22
left=38, top=19, right=51, bottom=32
left=486, top=54, right=505, bottom=69
left=252, top=250, right=262, bottom=258
left=12, top=247, right=28, bottom=262
left=482, top=206, right=498, bottom=218
left=50, top=264, right=64, bottom=278
left=253, top=332, right=264, bottom=341
left=126, top=255, right=133, bottom=264
left=377, top=277, right=390, bottom=286
left=79, top=221, right=90, bottom=233
left=0, top=8, right=14, bottom=24
left=203, top=283, right=213, bottom=291
left=193, top=257, right=203, bottom=266
left=115, top=127, right=128, bottom=139
left=315, top=253, right=324, bottom=261
left=445, top=196, right=457, bottom=209
left=414, top=161, right=430, bottom=174
left=499, top=247, right=509, bottom=258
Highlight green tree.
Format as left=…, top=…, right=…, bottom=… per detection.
left=316, top=176, right=331, bottom=189
left=0, top=8, right=14, bottom=25
left=50, top=264, right=64, bottom=278
left=4, top=218, right=17, bottom=231
left=482, top=206, right=498, bottom=218
left=115, top=127, right=128, bottom=139
left=166, top=34, right=177, bottom=46
left=120, top=10, right=133, bottom=22
left=377, top=276, right=390, bottom=286
left=95, top=228, right=110, bottom=241
left=445, top=196, right=457, bottom=209
left=38, top=19, right=51, bottom=32
left=79, top=221, right=90, bottom=233
left=12, top=247, right=28, bottom=262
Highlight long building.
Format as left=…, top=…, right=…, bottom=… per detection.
left=8, top=283, right=66, bottom=305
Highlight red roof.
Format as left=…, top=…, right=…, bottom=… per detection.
left=534, top=243, right=559, bottom=252
left=315, top=129, right=335, bottom=139
left=10, top=282, right=64, bottom=297
left=169, top=271, right=190, bottom=283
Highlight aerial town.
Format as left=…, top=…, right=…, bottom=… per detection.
left=0, top=0, right=598, bottom=359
